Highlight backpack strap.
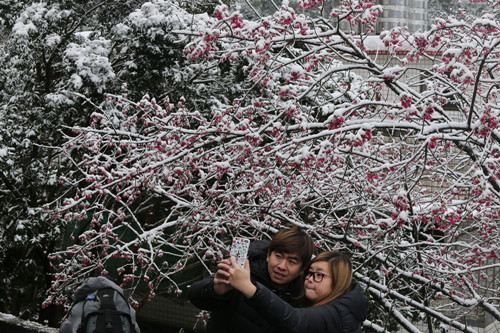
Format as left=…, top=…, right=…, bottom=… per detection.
left=76, top=298, right=90, bottom=333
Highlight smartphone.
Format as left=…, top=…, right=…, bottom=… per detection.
left=229, top=237, right=250, bottom=267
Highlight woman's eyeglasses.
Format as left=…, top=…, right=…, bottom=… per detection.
left=305, top=270, right=330, bottom=282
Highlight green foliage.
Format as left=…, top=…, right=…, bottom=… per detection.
left=0, top=0, right=228, bottom=324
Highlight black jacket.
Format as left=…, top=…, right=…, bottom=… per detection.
left=188, top=240, right=304, bottom=333
left=246, top=280, right=368, bottom=333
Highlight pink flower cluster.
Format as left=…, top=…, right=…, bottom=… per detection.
left=476, top=107, right=499, bottom=137
left=297, top=0, right=324, bottom=10
left=400, top=94, right=413, bottom=108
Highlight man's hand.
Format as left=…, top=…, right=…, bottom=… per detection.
left=213, top=258, right=233, bottom=295
left=218, top=257, right=257, bottom=298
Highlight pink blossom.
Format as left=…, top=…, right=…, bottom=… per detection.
left=487, top=250, right=498, bottom=259
left=423, top=105, right=434, bottom=121
left=366, top=172, right=379, bottom=183
left=446, top=212, right=461, bottom=225
left=428, top=136, right=439, bottom=149
left=298, top=0, right=324, bottom=10
left=230, top=14, right=244, bottom=29
left=213, top=4, right=228, bottom=20
left=290, top=70, right=301, bottom=81
left=400, top=95, right=413, bottom=108
left=327, top=116, right=344, bottom=129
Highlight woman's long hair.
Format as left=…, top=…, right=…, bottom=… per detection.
left=310, top=251, right=353, bottom=306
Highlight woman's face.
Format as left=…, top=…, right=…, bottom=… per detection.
left=304, top=261, right=333, bottom=303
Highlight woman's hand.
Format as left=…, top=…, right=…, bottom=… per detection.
left=216, top=257, right=257, bottom=298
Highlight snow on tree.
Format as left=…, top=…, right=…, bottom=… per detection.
left=0, top=0, right=225, bottom=322
left=45, top=1, right=499, bottom=331
left=1, top=0, right=498, bottom=331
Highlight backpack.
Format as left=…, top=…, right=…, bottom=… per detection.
left=60, top=277, right=141, bottom=333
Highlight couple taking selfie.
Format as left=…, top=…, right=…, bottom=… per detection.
left=188, top=226, right=368, bottom=333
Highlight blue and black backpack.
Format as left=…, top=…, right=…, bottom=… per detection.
left=59, top=277, right=141, bottom=333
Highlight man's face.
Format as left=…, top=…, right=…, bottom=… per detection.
left=267, top=250, right=303, bottom=285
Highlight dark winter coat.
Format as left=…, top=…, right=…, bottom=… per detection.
left=247, top=280, right=368, bottom=333
left=188, top=240, right=305, bottom=333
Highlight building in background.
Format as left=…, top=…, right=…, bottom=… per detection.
left=376, top=0, right=428, bottom=32
left=238, top=0, right=430, bottom=32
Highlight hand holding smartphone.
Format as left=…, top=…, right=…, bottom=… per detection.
left=229, top=237, right=250, bottom=267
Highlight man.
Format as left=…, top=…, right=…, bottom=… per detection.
left=188, top=226, right=314, bottom=333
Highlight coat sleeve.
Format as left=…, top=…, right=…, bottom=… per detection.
left=246, top=282, right=341, bottom=333
left=187, top=277, right=237, bottom=311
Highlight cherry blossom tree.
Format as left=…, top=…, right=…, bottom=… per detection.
left=33, top=0, right=500, bottom=331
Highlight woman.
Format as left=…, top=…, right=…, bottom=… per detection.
left=216, top=251, right=368, bottom=333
